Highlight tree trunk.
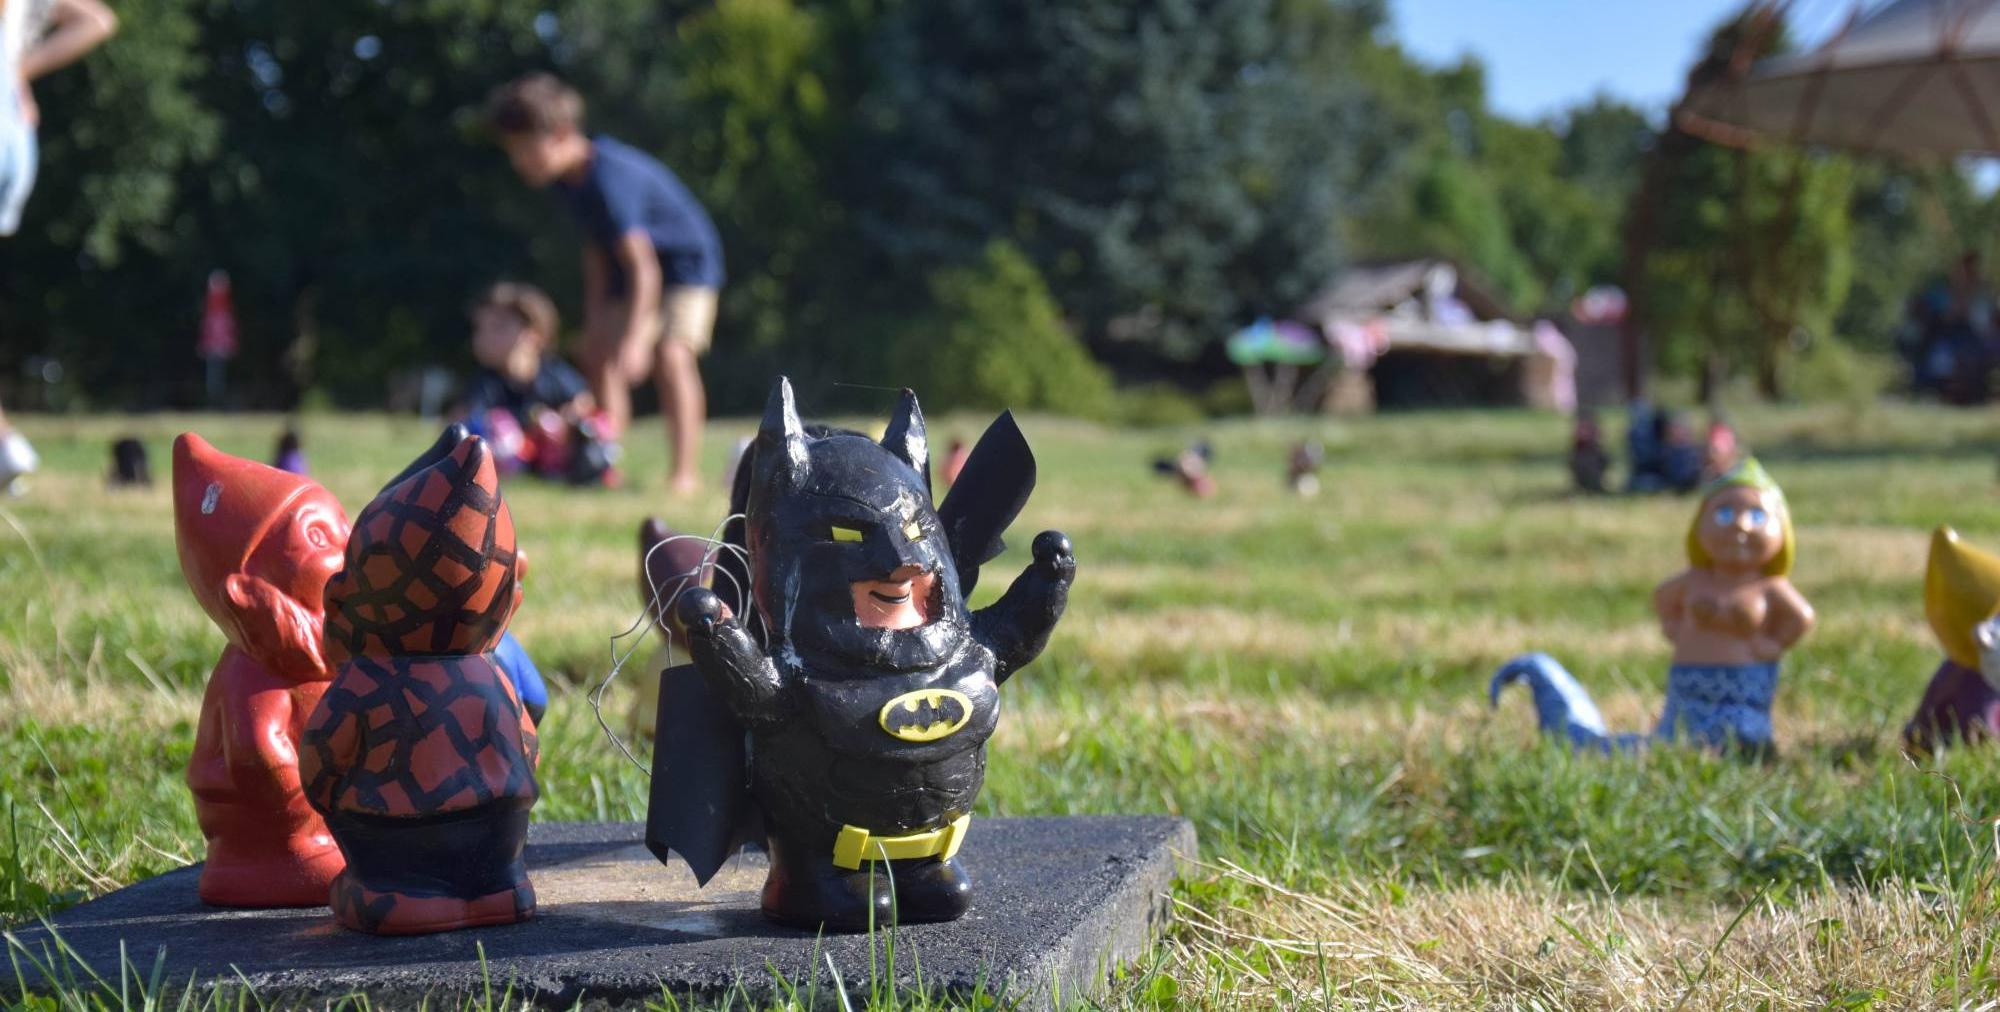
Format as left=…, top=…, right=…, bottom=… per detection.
left=1618, top=154, right=1663, bottom=403
left=1698, top=352, right=1724, bottom=406
left=1757, top=348, right=1783, bottom=400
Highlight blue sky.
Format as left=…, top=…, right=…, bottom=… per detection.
left=1393, top=0, right=1753, bottom=121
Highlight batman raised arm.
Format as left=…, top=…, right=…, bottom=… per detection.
left=971, top=529, right=1074, bottom=683
left=674, top=586, right=788, bottom=725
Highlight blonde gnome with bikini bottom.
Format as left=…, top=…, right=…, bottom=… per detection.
left=1490, top=458, right=1816, bottom=753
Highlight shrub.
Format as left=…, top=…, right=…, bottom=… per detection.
left=1790, top=336, right=1893, bottom=407
left=1109, top=383, right=1209, bottom=428
left=892, top=241, right=1113, bottom=417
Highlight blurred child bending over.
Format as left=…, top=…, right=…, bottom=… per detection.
left=485, top=73, right=724, bottom=496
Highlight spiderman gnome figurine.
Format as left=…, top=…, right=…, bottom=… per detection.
left=301, top=433, right=539, bottom=935
left=649, top=377, right=1075, bottom=931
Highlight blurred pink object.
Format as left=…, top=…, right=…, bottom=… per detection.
left=1570, top=286, right=1628, bottom=326
left=720, top=435, right=752, bottom=493
left=1705, top=420, right=1740, bottom=480
left=198, top=271, right=239, bottom=362
left=1533, top=320, right=1577, bottom=416
left=1327, top=319, right=1389, bottom=371
left=940, top=438, right=970, bottom=486
left=525, top=407, right=571, bottom=475
left=482, top=409, right=528, bottom=473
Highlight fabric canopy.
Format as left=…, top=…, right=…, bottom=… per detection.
left=1680, top=0, right=2000, bottom=157
left=1225, top=318, right=1326, bottom=367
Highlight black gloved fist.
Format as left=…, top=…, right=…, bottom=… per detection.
left=674, top=586, right=728, bottom=639
left=1032, top=530, right=1075, bottom=578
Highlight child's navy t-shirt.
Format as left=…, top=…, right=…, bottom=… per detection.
left=552, top=135, right=725, bottom=295
left=463, top=355, right=591, bottom=425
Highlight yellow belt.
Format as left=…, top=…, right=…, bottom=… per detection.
left=831, top=814, right=971, bottom=870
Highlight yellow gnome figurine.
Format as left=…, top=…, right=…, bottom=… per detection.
left=1905, top=526, right=2000, bottom=752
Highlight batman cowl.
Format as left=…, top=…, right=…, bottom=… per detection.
left=646, top=376, right=1075, bottom=931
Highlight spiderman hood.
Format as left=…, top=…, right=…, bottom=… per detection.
left=324, top=435, right=521, bottom=663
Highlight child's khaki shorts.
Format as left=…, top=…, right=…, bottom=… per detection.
left=650, top=285, right=719, bottom=356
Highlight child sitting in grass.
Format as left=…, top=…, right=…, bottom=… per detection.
left=460, top=281, right=619, bottom=487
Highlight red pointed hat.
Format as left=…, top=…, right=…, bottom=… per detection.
left=173, top=433, right=328, bottom=620
left=326, top=435, right=521, bottom=660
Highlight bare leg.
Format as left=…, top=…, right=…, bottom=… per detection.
left=658, top=340, right=705, bottom=494
left=0, top=393, right=35, bottom=494
left=585, top=341, right=632, bottom=438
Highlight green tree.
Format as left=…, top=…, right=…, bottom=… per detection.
left=1630, top=14, right=1854, bottom=399
left=630, top=0, right=889, bottom=411
left=1557, top=95, right=1652, bottom=208
left=1836, top=165, right=1987, bottom=354
left=1344, top=58, right=1647, bottom=315
left=1341, top=55, right=1537, bottom=305
left=0, top=0, right=1909, bottom=413
left=1361, top=151, right=1538, bottom=306
left=0, top=0, right=216, bottom=405
left=856, top=0, right=1382, bottom=364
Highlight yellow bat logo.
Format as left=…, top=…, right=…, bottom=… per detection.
left=878, top=688, right=972, bottom=742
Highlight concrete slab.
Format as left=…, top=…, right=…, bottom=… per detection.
left=6, top=816, right=1194, bottom=1009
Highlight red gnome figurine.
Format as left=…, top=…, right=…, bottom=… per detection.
left=173, top=433, right=350, bottom=907
left=301, top=434, right=539, bottom=935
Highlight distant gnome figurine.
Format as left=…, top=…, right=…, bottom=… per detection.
left=1569, top=411, right=1610, bottom=494
left=1288, top=440, right=1324, bottom=497
left=272, top=427, right=309, bottom=476
left=648, top=377, right=1075, bottom=931
left=173, top=433, right=351, bottom=907
left=1153, top=441, right=1216, bottom=498
left=110, top=437, right=152, bottom=487
left=1491, top=458, right=1815, bottom=753
left=301, top=433, right=539, bottom=935
left=1905, top=527, right=2000, bottom=752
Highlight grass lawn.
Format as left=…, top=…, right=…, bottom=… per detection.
left=5, top=400, right=2000, bottom=1008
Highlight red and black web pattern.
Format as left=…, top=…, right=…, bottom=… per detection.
left=301, top=651, right=538, bottom=817
left=329, top=873, right=534, bottom=936
left=324, top=437, right=520, bottom=661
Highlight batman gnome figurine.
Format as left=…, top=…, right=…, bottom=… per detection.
left=648, top=377, right=1074, bottom=932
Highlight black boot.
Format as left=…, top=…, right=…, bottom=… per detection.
left=890, top=856, right=972, bottom=924
left=760, top=836, right=894, bottom=932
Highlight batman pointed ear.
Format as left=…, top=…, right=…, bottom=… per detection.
left=752, top=376, right=809, bottom=495
left=880, top=388, right=929, bottom=485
